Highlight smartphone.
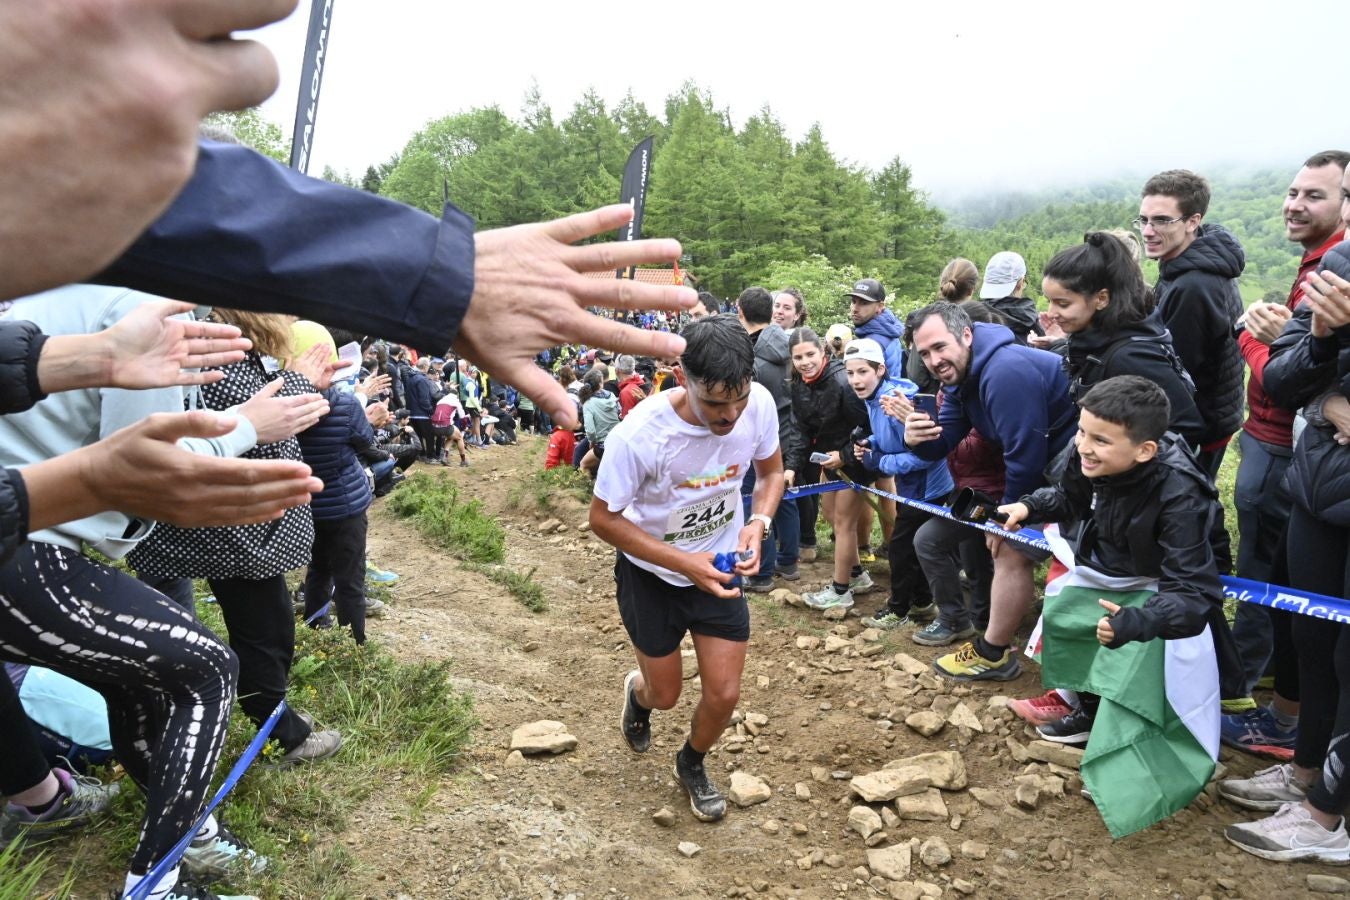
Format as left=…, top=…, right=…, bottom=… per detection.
left=809, top=451, right=833, bottom=464
left=912, top=393, right=938, bottom=419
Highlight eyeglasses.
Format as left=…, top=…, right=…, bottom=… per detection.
left=1131, top=215, right=1187, bottom=231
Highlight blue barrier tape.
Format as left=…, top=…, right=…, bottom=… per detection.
left=303, top=600, right=332, bottom=626
left=845, top=481, right=1350, bottom=625
left=124, top=700, right=287, bottom=900
left=783, top=480, right=852, bottom=499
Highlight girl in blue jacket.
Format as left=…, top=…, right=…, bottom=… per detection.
left=842, top=338, right=955, bottom=631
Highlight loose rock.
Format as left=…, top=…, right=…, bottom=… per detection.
left=678, top=841, right=701, bottom=858
left=959, top=840, right=989, bottom=860
left=504, top=750, right=526, bottom=768
left=866, top=843, right=913, bottom=881
left=946, top=702, right=984, bottom=733
left=795, top=635, right=821, bottom=651
left=652, top=807, right=677, bottom=827
left=894, top=789, right=949, bottom=822
left=729, top=771, right=772, bottom=807
left=1309, top=874, right=1350, bottom=894
left=509, top=720, right=578, bottom=755
left=893, top=653, right=929, bottom=676
left=1014, top=781, right=1041, bottom=810
left=850, top=766, right=931, bottom=802
left=904, top=710, right=946, bottom=737
left=1025, top=740, right=1084, bottom=769
left=885, top=750, right=968, bottom=790
left=794, top=782, right=812, bottom=801
left=919, top=836, right=952, bottom=867
left=848, top=805, right=884, bottom=840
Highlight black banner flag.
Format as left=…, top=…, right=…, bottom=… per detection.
left=289, top=0, right=335, bottom=172
left=615, top=136, right=654, bottom=279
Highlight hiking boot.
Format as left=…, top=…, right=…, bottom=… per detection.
left=933, top=641, right=1022, bottom=682
left=364, top=597, right=387, bottom=618
left=1008, top=689, right=1076, bottom=726
left=775, top=562, right=801, bottom=582
left=620, top=670, right=651, bottom=753
left=848, top=570, right=876, bottom=595
left=1224, top=801, right=1350, bottom=864
left=799, top=546, right=818, bottom=563
left=1218, top=763, right=1311, bottom=811
left=1220, top=706, right=1297, bottom=761
left=182, top=823, right=268, bottom=879
left=0, top=767, right=119, bottom=847
left=912, top=620, right=977, bottom=647
left=277, top=728, right=344, bottom=766
left=743, top=576, right=775, bottom=594
left=1037, top=707, right=1096, bottom=745
left=365, top=561, right=399, bottom=584
left=674, top=755, right=726, bottom=822
left=802, top=585, right=853, bottom=611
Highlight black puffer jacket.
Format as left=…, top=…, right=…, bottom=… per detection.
left=1021, top=434, right=1231, bottom=648
left=1065, top=319, right=1205, bottom=449
left=299, top=388, right=388, bottom=521
left=1265, top=240, right=1350, bottom=526
left=783, top=357, right=870, bottom=478
left=983, top=295, right=1042, bottom=344
left=0, top=320, right=49, bottom=565
left=1152, top=224, right=1245, bottom=446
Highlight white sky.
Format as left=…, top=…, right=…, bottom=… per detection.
left=253, top=0, right=1347, bottom=203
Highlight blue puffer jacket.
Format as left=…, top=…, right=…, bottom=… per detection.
left=405, top=369, right=434, bottom=418
left=298, top=389, right=388, bottom=521
left=859, top=376, right=955, bottom=501
left=854, top=309, right=906, bottom=377
left=911, top=322, right=1076, bottom=503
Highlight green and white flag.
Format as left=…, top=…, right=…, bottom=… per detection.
left=1030, top=525, right=1220, bottom=838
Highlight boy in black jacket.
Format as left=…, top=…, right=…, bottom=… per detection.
left=999, top=375, right=1230, bottom=743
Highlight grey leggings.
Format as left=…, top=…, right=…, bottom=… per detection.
left=0, top=542, right=237, bottom=874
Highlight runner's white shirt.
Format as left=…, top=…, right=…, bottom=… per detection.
left=594, top=382, right=779, bottom=587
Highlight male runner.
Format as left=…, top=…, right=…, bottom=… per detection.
left=590, top=314, right=784, bottom=822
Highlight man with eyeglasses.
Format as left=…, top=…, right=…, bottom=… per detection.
left=1137, top=169, right=1245, bottom=478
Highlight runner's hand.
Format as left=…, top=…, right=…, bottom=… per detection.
left=734, top=527, right=762, bottom=577
left=683, top=553, right=742, bottom=599
left=456, top=204, right=697, bottom=430
left=1097, top=599, right=1121, bottom=645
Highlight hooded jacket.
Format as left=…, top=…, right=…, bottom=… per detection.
left=1020, top=434, right=1232, bottom=648
left=751, top=323, right=793, bottom=444
left=911, top=322, right=1076, bottom=503
left=858, top=376, right=955, bottom=500
left=853, top=309, right=906, bottom=377
left=983, top=295, right=1042, bottom=344
left=1265, top=240, right=1350, bottom=526
left=298, top=388, right=389, bottom=521
left=783, top=357, right=870, bottom=477
left=1064, top=319, right=1205, bottom=449
left=1152, top=223, right=1246, bottom=446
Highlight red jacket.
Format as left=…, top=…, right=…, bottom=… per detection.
left=1241, top=229, right=1345, bottom=446
left=544, top=429, right=576, bottom=470
left=617, top=374, right=646, bottom=418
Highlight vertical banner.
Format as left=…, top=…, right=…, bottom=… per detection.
left=289, top=0, right=336, bottom=172
left=615, top=136, right=654, bottom=280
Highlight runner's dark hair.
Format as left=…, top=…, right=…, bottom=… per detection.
left=679, top=314, right=754, bottom=394
left=1078, top=375, right=1170, bottom=444
left=737, top=286, right=773, bottom=325
left=1043, top=231, right=1155, bottom=333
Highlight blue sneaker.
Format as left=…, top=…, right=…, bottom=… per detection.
left=1220, top=706, right=1296, bottom=761
left=365, top=561, right=399, bottom=584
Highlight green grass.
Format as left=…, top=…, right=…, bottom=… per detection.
left=1, top=840, right=73, bottom=899
left=385, top=473, right=504, bottom=564
left=506, top=448, right=595, bottom=513
left=469, top=563, right=548, bottom=613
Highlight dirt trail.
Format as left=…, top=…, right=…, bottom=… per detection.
left=348, top=436, right=1332, bottom=899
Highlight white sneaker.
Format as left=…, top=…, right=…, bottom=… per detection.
left=1218, top=763, right=1311, bottom=811
left=1224, top=801, right=1350, bottom=864
left=802, top=586, right=854, bottom=611
left=848, top=570, right=876, bottom=595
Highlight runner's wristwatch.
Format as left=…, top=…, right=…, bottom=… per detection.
left=748, top=513, right=773, bottom=531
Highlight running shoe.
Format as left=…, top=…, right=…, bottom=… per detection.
left=848, top=570, right=876, bottom=595
left=364, top=597, right=387, bottom=618
left=182, top=823, right=269, bottom=879
left=1037, top=707, right=1095, bottom=745
left=1224, top=801, right=1350, bottom=864
left=911, top=620, right=977, bottom=647
left=861, top=610, right=905, bottom=631
left=743, top=576, right=775, bottom=594
left=365, top=561, right=399, bottom=584
left=276, top=728, right=344, bottom=766
left=1008, top=690, right=1076, bottom=726
left=674, top=755, right=726, bottom=822
left=0, top=767, right=119, bottom=847
left=933, top=641, right=1021, bottom=682
left=620, top=670, right=651, bottom=753
left=775, top=563, right=801, bottom=582
left=131, top=872, right=257, bottom=900
left=1220, top=706, right=1297, bottom=761
left=1222, top=696, right=1258, bottom=714
left=858, top=546, right=876, bottom=564
left=802, top=586, right=854, bottom=611
left=1218, top=763, right=1311, bottom=811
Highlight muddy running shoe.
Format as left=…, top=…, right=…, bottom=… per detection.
left=802, top=586, right=853, bottom=611
left=933, top=641, right=1021, bottom=682
left=1224, top=801, right=1350, bottom=864
left=1218, top=763, right=1311, bottom=811
left=1037, top=707, right=1095, bottom=745
left=620, top=670, right=651, bottom=753
left=775, top=563, right=801, bottom=581
left=182, top=823, right=269, bottom=879
left=861, top=610, right=905, bottom=630
left=911, top=620, right=977, bottom=647
left=848, top=570, right=876, bottom=595
left=0, top=767, right=119, bottom=848
left=674, top=755, right=726, bottom=822
left=743, top=575, right=775, bottom=593
left=1220, top=706, right=1297, bottom=761
left=276, top=728, right=344, bottom=766
left=1008, top=690, right=1076, bottom=726
left=364, top=597, right=387, bottom=618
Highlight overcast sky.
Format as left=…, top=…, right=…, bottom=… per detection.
left=253, top=1, right=1345, bottom=204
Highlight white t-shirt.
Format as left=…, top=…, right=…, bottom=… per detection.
left=594, top=382, right=779, bottom=586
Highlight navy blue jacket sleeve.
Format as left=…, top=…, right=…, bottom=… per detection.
left=94, top=141, right=476, bottom=353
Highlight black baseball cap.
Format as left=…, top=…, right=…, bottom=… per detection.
left=844, top=278, right=886, bottom=304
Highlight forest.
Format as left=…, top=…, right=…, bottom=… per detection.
left=215, top=84, right=1314, bottom=326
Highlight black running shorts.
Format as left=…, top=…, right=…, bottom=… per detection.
left=614, top=552, right=749, bottom=658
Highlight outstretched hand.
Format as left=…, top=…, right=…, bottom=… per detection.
left=100, top=299, right=252, bottom=389
left=456, top=204, right=698, bottom=429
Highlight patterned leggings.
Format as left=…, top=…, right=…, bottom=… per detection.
left=0, top=542, right=238, bottom=874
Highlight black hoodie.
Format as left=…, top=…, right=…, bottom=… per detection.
left=1152, top=223, right=1245, bottom=446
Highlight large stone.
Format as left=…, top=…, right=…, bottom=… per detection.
left=904, top=710, right=946, bottom=737
left=795, top=635, right=821, bottom=650
left=919, top=836, right=952, bottom=867
left=850, top=766, right=931, bottom=802
left=968, top=787, right=1003, bottom=808
left=1025, top=740, right=1084, bottom=769
left=866, top=843, right=913, bottom=881
left=652, top=807, right=676, bottom=827
left=894, top=653, right=928, bottom=676
left=946, top=702, right=984, bottom=733
left=894, top=789, right=949, bottom=822
left=824, top=635, right=853, bottom=653
left=1014, top=781, right=1041, bottom=810
left=885, top=750, right=968, bottom=790
left=729, top=771, right=772, bottom=807
left=769, top=588, right=795, bottom=606
left=848, top=805, right=884, bottom=840
left=1309, top=874, right=1350, bottom=894
left=959, top=840, right=988, bottom=860
left=509, top=720, right=578, bottom=755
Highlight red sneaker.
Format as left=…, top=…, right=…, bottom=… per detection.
left=1008, top=690, right=1075, bottom=726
